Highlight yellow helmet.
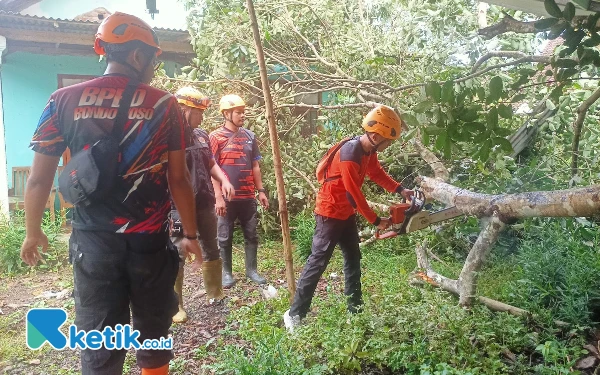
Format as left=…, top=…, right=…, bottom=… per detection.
left=175, top=87, right=211, bottom=110
left=361, top=105, right=401, bottom=140
left=219, top=94, right=246, bottom=113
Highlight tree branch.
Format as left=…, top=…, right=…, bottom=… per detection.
left=478, top=12, right=539, bottom=40
left=416, top=176, right=600, bottom=220
left=472, top=51, right=529, bottom=73
left=412, top=137, right=450, bottom=182
left=276, top=102, right=379, bottom=110
left=456, top=56, right=551, bottom=84
left=458, top=214, right=506, bottom=306
left=571, top=85, right=600, bottom=177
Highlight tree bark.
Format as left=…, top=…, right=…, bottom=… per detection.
left=246, top=0, right=296, bottom=299
left=412, top=138, right=450, bottom=181
left=416, top=176, right=600, bottom=220
left=571, top=85, right=600, bottom=177
left=415, top=241, right=459, bottom=294
left=458, top=215, right=506, bottom=306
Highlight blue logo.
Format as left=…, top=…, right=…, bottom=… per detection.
left=26, top=308, right=172, bottom=351
left=26, top=308, right=68, bottom=350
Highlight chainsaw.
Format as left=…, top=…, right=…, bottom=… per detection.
left=375, top=190, right=463, bottom=239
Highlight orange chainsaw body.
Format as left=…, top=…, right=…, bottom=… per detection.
left=389, top=203, right=412, bottom=225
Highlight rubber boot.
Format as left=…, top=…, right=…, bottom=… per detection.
left=245, top=246, right=267, bottom=284
left=141, top=363, right=168, bottom=375
left=221, top=247, right=236, bottom=288
left=172, top=266, right=188, bottom=323
left=203, top=258, right=225, bottom=301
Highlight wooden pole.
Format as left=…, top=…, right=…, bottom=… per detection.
left=246, top=0, right=296, bottom=300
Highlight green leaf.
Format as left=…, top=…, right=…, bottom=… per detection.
left=553, top=58, right=578, bottom=68
left=401, top=113, right=420, bottom=128
left=494, top=127, right=513, bottom=137
left=498, top=104, right=513, bottom=119
left=583, top=33, right=600, bottom=47
left=425, top=126, right=444, bottom=135
left=488, top=76, right=503, bottom=102
left=549, top=85, right=565, bottom=101
left=403, top=128, right=417, bottom=141
left=544, top=0, right=563, bottom=18
left=563, top=2, right=575, bottom=21
left=493, top=137, right=513, bottom=152
left=444, top=134, right=452, bottom=159
left=545, top=99, right=556, bottom=111
left=511, top=93, right=527, bottom=103
left=586, top=12, right=600, bottom=31
left=413, top=100, right=434, bottom=113
left=487, top=107, right=498, bottom=129
left=548, top=21, right=567, bottom=39
left=422, top=131, right=430, bottom=146
left=435, top=132, right=447, bottom=151
left=441, top=81, right=454, bottom=104
left=464, top=122, right=485, bottom=133
left=535, top=18, right=559, bottom=30
left=557, top=67, right=578, bottom=80
left=478, top=139, right=492, bottom=161
left=425, top=82, right=442, bottom=102
left=461, top=108, right=480, bottom=122
left=574, top=0, right=591, bottom=10
left=477, top=87, right=486, bottom=101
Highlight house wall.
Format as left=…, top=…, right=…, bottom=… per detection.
left=1, top=51, right=182, bottom=188
left=1, top=52, right=105, bottom=189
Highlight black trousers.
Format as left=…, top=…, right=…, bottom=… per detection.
left=69, top=229, right=179, bottom=374
left=290, top=214, right=363, bottom=318
left=217, top=199, right=258, bottom=256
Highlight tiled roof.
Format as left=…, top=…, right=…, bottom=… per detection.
left=0, top=11, right=188, bottom=40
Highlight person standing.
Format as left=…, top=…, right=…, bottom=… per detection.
left=170, top=87, right=235, bottom=323
left=20, top=12, right=202, bottom=375
left=284, top=105, right=415, bottom=332
left=209, top=94, right=269, bottom=287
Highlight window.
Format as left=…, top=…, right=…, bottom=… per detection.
left=57, top=74, right=97, bottom=89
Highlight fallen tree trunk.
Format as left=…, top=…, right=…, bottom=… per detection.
left=417, top=176, right=600, bottom=220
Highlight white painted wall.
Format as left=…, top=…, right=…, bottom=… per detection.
left=0, top=35, right=10, bottom=217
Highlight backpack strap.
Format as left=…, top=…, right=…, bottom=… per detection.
left=323, top=137, right=352, bottom=182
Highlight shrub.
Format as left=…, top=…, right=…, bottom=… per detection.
left=0, top=210, right=67, bottom=275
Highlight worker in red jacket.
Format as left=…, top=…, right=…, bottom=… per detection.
left=284, top=105, right=414, bottom=332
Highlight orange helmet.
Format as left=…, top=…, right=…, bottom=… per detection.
left=219, top=94, right=246, bottom=113
left=175, top=87, right=212, bottom=110
left=94, top=12, right=161, bottom=56
left=361, top=105, right=401, bottom=140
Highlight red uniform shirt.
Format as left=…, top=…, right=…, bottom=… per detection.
left=31, top=74, right=188, bottom=233
left=209, top=126, right=261, bottom=200
left=315, top=137, right=401, bottom=223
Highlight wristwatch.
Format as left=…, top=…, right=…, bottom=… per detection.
left=258, top=188, right=266, bottom=193
left=184, top=234, right=198, bottom=240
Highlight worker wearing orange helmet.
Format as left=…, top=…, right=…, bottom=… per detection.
left=169, top=87, right=235, bottom=323
left=284, top=105, right=415, bottom=331
left=22, top=12, right=202, bottom=375
left=209, top=94, right=269, bottom=287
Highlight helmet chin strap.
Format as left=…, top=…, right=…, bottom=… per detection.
left=366, top=133, right=384, bottom=152
left=224, top=112, right=243, bottom=128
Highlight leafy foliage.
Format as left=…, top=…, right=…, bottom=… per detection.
left=0, top=210, right=66, bottom=275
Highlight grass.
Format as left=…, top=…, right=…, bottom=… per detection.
left=202, top=226, right=592, bottom=374
left=2, top=214, right=597, bottom=374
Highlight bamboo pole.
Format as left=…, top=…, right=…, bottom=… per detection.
left=246, top=0, right=296, bottom=300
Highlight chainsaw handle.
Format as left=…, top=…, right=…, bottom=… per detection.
left=375, top=230, right=398, bottom=240
left=375, top=217, right=395, bottom=239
